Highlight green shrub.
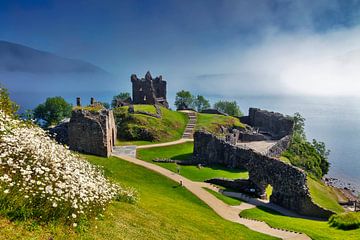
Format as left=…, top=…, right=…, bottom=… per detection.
left=329, top=212, right=360, bottom=230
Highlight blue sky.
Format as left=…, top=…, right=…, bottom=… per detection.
left=1, top=0, right=360, bottom=96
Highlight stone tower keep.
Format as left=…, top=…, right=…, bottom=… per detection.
left=131, top=71, right=169, bottom=108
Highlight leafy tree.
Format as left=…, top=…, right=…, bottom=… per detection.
left=213, top=100, right=242, bottom=116
left=282, top=112, right=331, bottom=178
left=174, top=90, right=195, bottom=109
left=293, top=112, right=306, bottom=139
left=100, top=102, right=110, bottom=109
left=111, top=92, right=131, bottom=108
left=33, top=96, right=72, bottom=126
left=194, top=95, right=210, bottom=112
left=21, top=109, right=34, bottom=121
left=0, top=86, right=19, bottom=116
left=312, top=139, right=330, bottom=175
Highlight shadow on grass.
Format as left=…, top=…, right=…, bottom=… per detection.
left=206, top=164, right=248, bottom=174
left=172, top=153, right=193, bottom=161
left=256, top=205, right=284, bottom=216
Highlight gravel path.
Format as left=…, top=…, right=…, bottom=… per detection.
left=112, top=152, right=311, bottom=240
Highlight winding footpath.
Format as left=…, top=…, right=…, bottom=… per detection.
left=112, top=149, right=310, bottom=239
left=113, top=110, right=310, bottom=239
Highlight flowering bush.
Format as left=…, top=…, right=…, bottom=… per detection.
left=0, top=109, right=138, bottom=226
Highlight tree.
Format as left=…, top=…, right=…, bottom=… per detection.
left=174, top=90, right=195, bottom=110
left=33, top=96, right=72, bottom=126
left=213, top=100, right=242, bottom=116
left=0, top=86, right=19, bottom=116
left=194, top=95, right=210, bottom=112
left=293, top=112, right=306, bottom=139
left=312, top=139, right=330, bottom=175
left=100, top=102, right=110, bottom=109
left=111, top=92, right=131, bottom=108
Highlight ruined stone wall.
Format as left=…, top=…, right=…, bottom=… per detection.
left=193, top=131, right=334, bottom=218
left=131, top=71, right=168, bottom=108
left=247, top=108, right=294, bottom=139
left=266, top=135, right=291, bottom=157
left=68, top=109, right=116, bottom=157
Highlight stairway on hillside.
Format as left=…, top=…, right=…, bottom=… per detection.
left=182, top=111, right=197, bottom=139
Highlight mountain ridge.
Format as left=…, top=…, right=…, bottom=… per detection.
left=0, top=40, right=108, bottom=74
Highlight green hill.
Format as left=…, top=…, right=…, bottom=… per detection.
left=114, top=105, right=188, bottom=144
left=196, top=113, right=244, bottom=134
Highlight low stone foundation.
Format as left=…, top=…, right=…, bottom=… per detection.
left=193, top=131, right=334, bottom=218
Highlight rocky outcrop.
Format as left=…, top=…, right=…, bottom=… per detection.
left=241, top=108, right=294, bottom=140
left=68, top=109, right=116, bottom=157
left=131, top=71, right=169, bottom=108
left=49, top=120, right=69, bottom=145
left=193, top=131, right=334, bottom=218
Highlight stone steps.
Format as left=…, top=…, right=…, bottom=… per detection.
left=182, top=111, right=197, bottom=139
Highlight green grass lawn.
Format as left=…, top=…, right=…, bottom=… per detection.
left=137, top=142, right=249, bottom=182
left=240, top=206, right=360, bottom=240
left=114, top=105, right=188, bottom=143
left=0, top=155, right=274, bottom=240
left=307, top=177, right=344, bottom=213
left=196, top=113, right=245, bottom=134
left=204, top=188, right=242, bottom=206
left=134, top=104, right=157, bottom=114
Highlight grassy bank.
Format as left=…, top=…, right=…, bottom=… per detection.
left=307, top=177, right=344, bottom=213
left=240, top=206, right=360, bottom=240
left=114, top=105, right=188, bottom=143
left=137, top=142, right=249, bottom=182
left=196, top=113, right=244, bottom=134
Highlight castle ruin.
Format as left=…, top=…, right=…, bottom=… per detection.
left=193, top=108, right=334, bottom=218
left=131, top=71, right=169, bottom=108
left=67, top=98, right=117, bottom=157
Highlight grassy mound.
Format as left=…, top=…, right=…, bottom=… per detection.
left=196, top=113, right=244, bottom=134
left=114, top=105, right=188, bottom=143
left=240, top=206, right=360, bottom=240
left=307, top=177, right=344, bottom=213
left=137, top=142, right=249, bottom=182
left=329, top=212, right=360, bottom=230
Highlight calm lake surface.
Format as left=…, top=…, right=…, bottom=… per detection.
left=11, top=91, right=360, bottom=194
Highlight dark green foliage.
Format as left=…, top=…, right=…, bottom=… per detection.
left=329, top=212, right=360, bottom=230
left=100, top=102, right=110, bottom=109
left=194, top=95, right=210, bottom=112
left=33, top=96, right=72, bottom=126
left=213, top=100, right=243, bottom=117
left=282, top=113, right=330, bottom=178
left=111, top=92, right=131, bottom=108
left=0, top=86, right=19, bottom=115
left=174, top=90, right=195, bottom=109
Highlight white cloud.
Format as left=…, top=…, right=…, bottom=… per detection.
left=193, top=26, right=360, bottom=96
